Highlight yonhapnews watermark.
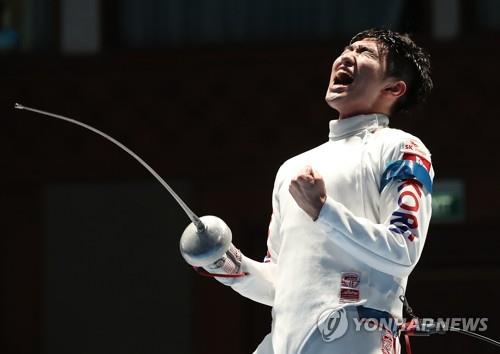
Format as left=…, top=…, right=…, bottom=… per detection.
left=317, top=307, right=489, bottom=342
left=317, top=307, right=349, bottom=342
left=352, top=317, right=489, bottom=332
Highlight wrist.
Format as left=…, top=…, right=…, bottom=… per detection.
left=312, top=194, right=327, bottom=220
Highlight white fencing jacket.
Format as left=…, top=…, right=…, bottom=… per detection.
left=228, top=114, right=434, bottom=353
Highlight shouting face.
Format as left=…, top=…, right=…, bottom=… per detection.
left=325, top=38, right=406, bottom=119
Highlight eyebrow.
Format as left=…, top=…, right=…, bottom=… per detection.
left=344, top=45, right=353, bottom=52
left=343, top=44, right=377, bottom=55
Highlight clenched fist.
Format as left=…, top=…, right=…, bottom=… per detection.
left=289, top=166, right=327, bottom=220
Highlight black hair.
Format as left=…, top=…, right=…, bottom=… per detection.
left=350, top=28, right=433, bottom=114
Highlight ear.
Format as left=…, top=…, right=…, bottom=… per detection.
left=383, top=80, right=407, bottom=98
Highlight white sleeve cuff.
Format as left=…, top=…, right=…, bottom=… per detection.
left=230, top=255, right=276, bottom=307
left=316, top=195, right=339, bottom=233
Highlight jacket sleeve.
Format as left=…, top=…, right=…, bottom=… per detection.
left=315, top=137, right=434, bottom=278
left=226, top=173, right=282, bottom=306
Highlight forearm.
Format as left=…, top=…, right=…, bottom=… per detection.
left=203, top=245, right=276, bottom=306
left=317, top=197, right=416, bottom=276
left=229, top=255, right=276, bottom=306
left=316, top=187, right=431, bottom=277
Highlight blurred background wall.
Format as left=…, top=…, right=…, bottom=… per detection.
left=1, top=0, right=499, bottom=353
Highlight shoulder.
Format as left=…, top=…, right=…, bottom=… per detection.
left=278, top=142, right=328, bottom=172
left=376, top=127, right=432, bottom=163
left=377, top=127, right=435, bottom=191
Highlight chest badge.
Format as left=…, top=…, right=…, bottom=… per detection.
left=340, top=272, right=361, bottom=303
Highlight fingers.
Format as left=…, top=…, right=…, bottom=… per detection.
left=288, top=165, right=327, bottom=220
left=297, top=174, right=314, bottom=183
left=311, top=168, right=323, bottom=179
left=292, top=165, right=319, bottom=184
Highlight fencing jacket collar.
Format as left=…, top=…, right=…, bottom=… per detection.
left=329, top=113, right=389, bottom=141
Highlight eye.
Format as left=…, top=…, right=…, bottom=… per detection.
left=360, top=48, right=377, bottom=58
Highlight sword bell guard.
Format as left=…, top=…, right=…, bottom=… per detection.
left=179, top=215, right=232, bottom=267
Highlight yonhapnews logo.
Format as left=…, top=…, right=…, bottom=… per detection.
left=317, top=307, right=349, bottom=342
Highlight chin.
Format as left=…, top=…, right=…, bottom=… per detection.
left=325, top=94, right=343, bottom=111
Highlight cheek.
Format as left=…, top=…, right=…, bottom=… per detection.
left=328, top=71, right=335, bottom=82
left=357, top=67, right=383, bottom=90
left=367, top=62, right=385, bottom=82
left=358, top=63, right=378, bottom=78
left=330, top=58, right=342, bottom=74
left=328, top=66, right=337, bottom=81
left=350, top=73, right=382, bottom=101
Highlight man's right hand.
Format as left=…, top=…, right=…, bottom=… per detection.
left=201, top=244, right=246, bottom=285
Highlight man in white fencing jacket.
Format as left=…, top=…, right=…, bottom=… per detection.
left=198, top=28, right=434, bottom=354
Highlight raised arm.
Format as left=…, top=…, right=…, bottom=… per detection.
left=289, top=138, right=434, bottom=277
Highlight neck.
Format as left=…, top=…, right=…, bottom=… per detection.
left=338, top=109, right=391, bottom=120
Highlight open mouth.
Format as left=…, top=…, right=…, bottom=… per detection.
left=333, top=71, right=354, bottom=86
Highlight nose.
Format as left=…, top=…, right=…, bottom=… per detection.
left=339, top=52, right=354, bottom=68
